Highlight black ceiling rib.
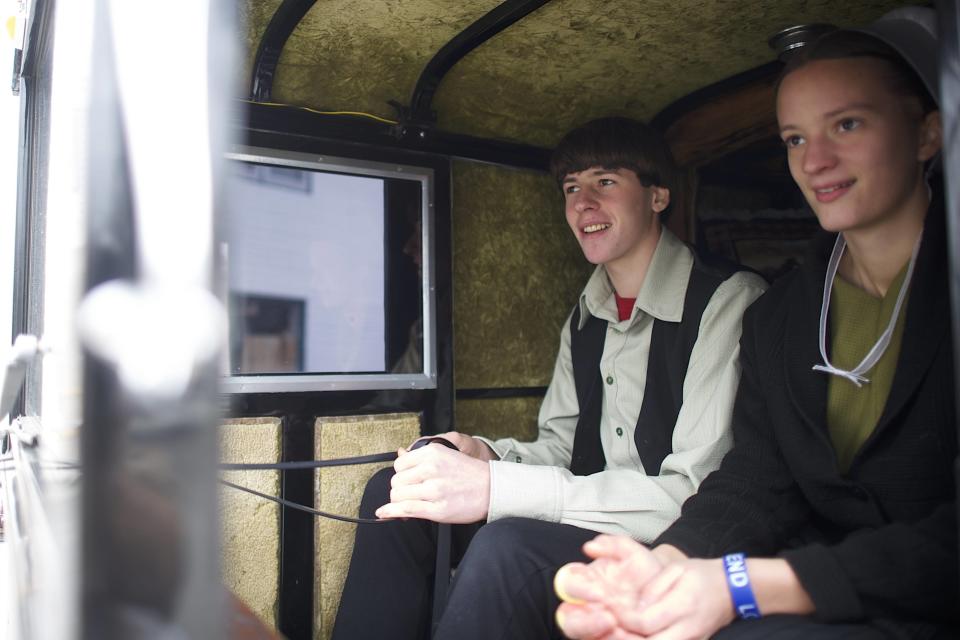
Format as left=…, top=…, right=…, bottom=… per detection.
left=242, top=100, right=552, bottom=171
left=402, top=0, right=553, bottom=129
left=250, top=0, right=318, bottom=101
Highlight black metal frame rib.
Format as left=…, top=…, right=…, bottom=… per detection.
left=934, top=0, right=960, bottom=570
left=243, top=101, right=552, bottom=170
left=247, top=0, right=555, bottom=160
left=403, top=0, right=553, bottom=127
left=455, top=386, right=548, bottom=400
left=249, top=0, right=318, bottom=101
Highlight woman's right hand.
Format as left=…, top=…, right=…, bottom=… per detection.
left=555, top=535, right=669, bottom=639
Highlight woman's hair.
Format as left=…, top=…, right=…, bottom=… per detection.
left=779, top=29, right=937, bottom=116
left=549, top=117, right=679, bottom=206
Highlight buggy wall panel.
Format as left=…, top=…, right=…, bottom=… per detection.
left=220, top=416, right=283, bottom=631
left=313, top=412, right=421, bottom=640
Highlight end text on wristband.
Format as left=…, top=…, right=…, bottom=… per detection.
left=723, top=553, right=762, bottom=620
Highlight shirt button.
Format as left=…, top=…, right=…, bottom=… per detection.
left=605, top=375, right=614, bottom=385
left=515, top=455, right=522, bottom=463
left=615, top=427, right=624, bottom=437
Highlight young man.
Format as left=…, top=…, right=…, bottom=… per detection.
left=331, top=117, right=767, bottom=640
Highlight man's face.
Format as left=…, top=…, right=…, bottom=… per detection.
left=563, top=166, right=667, bottom=268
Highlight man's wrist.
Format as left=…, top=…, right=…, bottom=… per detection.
left=477, top=439, right=498, bottom=461
left=469, top=435, right=508, bottom=462
left=463, top=436, right=497, bottom=461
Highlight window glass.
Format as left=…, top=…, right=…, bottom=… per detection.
left=222, top=150, right=431, bottom=390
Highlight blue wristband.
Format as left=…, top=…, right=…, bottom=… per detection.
left=723, top=553, right=762, bottom=620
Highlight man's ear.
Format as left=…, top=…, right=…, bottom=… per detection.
left=651, top=186, right=671, bottom=213
left=917, top=110, right=942, bottom=163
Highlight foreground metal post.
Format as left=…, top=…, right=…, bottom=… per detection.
left=75, top=0, right=236, bottom=637
left=936, top=0, right=960, bottom=594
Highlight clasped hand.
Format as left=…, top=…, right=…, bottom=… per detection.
left=554, top=536, right=734, bottom=640
left=374, top=431, right=497, bottom=524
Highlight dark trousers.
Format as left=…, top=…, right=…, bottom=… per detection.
left=331, top=468, right=481, bottom=640
left=331, top=469, right=595, bottom=640
left=713, top=616, right=957, bottom=640
left=332, top=470, right=940, bottom=640
left=433, top=517, right=596, bottom=639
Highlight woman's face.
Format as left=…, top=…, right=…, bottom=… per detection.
left=776, top=57, right=940, bottom=235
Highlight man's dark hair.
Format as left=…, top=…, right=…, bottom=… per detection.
left=549, top=117, right=679, bottom=216
left=779, top=29, right=937, bottom=116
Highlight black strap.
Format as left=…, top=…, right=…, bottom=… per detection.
left=220, top=451, right=399, bottom=524
left=406, top=436, right=457, bottom=637
left=219, top=451, right=397, bottom=471
left=432, top=523, right=452, bottom=636
left=220, top=479, right=391, bottom=525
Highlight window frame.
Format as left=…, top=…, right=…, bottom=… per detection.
left=220, top=144, right=440, bottom=394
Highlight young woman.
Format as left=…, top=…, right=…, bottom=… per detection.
left=553, top=8, right=956, bottom=640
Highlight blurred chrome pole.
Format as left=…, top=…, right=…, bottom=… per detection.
left=935, top=0, right=960, bottom=583
left=76, top=0, right=236, bottom=638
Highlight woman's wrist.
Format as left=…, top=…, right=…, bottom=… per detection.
left=745, top=558, right=815, bottom=616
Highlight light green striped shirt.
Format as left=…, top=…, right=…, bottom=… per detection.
left=476, top=228, right=768, bottom=541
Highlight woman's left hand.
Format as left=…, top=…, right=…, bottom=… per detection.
left=610, top=558, right=734, bottom=639
left=556, top=540, right=736, bottom=640
left=555, top=536, right=664, bottom=639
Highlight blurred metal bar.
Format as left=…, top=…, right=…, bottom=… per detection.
left=935, top=0, right=960, bottom=575
left=1, top=336, right=44, bottom=419
left=16, top=0, right=55, bottom=83
left=2, top=420, right=34, bottom=639
left=10, top=0, right=54, bottom=420
left=76, top=0, right=235, bottom=637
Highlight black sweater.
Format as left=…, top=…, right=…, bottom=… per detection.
left=656, top=203, right=958, bottom=632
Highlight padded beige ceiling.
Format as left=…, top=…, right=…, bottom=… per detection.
left=241, top=0, right=914, bottom=148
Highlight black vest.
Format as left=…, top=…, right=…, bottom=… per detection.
left=569, top=253, right=746, bottom=476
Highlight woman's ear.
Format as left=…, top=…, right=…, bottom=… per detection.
left=651, top=186, right=671, bottom=213
left=917, top=110, right=942, bottom=163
